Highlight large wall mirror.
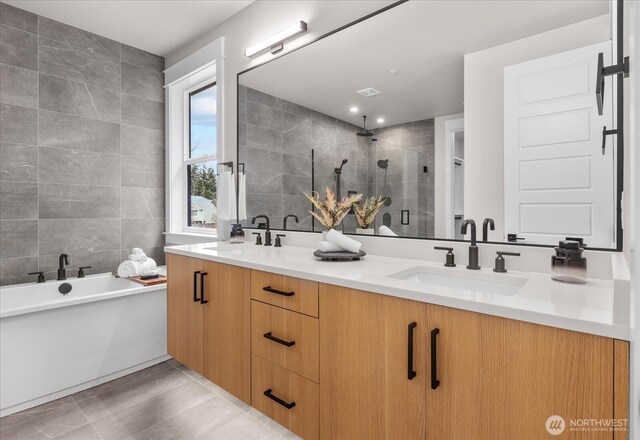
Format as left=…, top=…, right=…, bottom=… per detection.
left=238, top=0, right=624, bottom=250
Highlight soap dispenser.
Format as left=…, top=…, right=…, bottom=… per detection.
left=551, top=239, right=587, bottom=284
left=230, top=224, right=245, bottom=243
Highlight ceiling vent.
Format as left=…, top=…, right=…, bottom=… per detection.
left=356, top=87, right=381, bottom=98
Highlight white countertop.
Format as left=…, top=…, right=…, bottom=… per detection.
left=164, top=242, right=630, bottom=340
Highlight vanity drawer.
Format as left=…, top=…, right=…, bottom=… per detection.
left=251, top=300, right=319, bottom=382
left=251, top=270, right=319, bottom=317
left=252, top=354, right=319, bottom=440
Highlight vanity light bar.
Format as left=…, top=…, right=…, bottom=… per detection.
left=245, top=21, right=308, bottom=57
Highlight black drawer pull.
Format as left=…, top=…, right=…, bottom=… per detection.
left=193, top=271, right=201, bottom=302
left=263, top=286, right=294, bottom=297
left=200, top=272, right=208, bottom=304
left=407, top=322, right=417, bottom=380
left=263, top=389, right=295, bottom=409
left=263, top=332, right=296, bottom=347
left=431, top=328, right=440, bottom=390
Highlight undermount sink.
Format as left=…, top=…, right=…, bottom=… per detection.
left=388, top=266, right=527, bottom=296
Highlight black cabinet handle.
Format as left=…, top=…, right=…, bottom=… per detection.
left=263, top=332, right=295, bottom=347
left=200, top=272, right=208, bottom=304
left=262, top=286, right=294, bottom=297
left=407, top=322, right=417, bottom=380
left=193, top=271, right=201, bottom=302
left=263, top=389, right=295, bottom=409
left=430, top=328, right=440, bottom=390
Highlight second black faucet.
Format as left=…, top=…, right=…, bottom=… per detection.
left=461, top=219, right=480, bottom=270
left=251, top=215, right=272, bottom=246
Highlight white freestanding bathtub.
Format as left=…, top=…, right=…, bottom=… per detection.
left=0, top=273, right=168, bottom=417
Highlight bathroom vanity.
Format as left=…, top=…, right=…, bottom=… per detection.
left=164, top=0, right=632, bottom=437
left=165, top=242, right=629, bottom=440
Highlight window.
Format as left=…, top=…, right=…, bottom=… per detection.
left=186, top=83, right=217, bottom=229
left=165, top=37, right=223, bottom=242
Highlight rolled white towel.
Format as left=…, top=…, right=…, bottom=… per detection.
left=132, top=247, right=145, bottom=255
left=117, top=257, right=157, bottom=277
left=326, top=229, right=362, bottom=254
left=128, top=253, right=141, bottom=262
left=318, top=240, right=344, bottom=253
left=137, top=254, right=148, bottom=263
left=140, top=257, right=156, bottom=274
left=117, top=260, right=143, bottom=277
left=378, top=225, right=398, bottom=237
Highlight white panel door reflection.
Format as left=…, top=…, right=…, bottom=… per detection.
left=504, top=41, right=615, bottom=248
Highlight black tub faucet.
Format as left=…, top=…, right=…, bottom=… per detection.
left=58, top=253, right=70, bottom=280
left=251, top=215, right=272, bottom=246
left=461, top=219, right=480, bottom=270
left=482, top=218, right=495, bottom=242
left=283, top=214, right=299, bottom=230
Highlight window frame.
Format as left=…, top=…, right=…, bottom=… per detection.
left=185, top=81, right=218, bottom=232
left=165, top=37, right=225, bottom=242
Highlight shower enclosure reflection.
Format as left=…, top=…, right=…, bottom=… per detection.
left=310, top=119, right=434, bottom=237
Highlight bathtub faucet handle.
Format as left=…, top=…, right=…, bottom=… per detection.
left=77, top=266, right=92, bottom=278
left=28, top=271, right=45, bottom=283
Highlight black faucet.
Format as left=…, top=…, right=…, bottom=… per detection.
left=461, top=219, right=480, bottom=270
left=251, top=215, right=272, bottom=246
left=482, top=218, right=495, bottom=242
left=283, top=214, right=299, bottom=230
left=57, top=253, right=70, bottom=280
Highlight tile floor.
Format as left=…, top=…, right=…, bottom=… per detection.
left=0, top=359, right=302, bottom=440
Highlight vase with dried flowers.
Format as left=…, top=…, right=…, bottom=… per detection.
left=304, top=188, right=362, bottom=234
left=353, top=195, right=387, bottom=234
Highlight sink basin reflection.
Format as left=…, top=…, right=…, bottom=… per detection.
left=388, top=266, right=527, bottom=296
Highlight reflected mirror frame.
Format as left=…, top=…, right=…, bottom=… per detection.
left=235, top=0, right=626, bottom=252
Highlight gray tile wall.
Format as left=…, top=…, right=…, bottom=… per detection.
left=0, top=2, right=165, bottom=286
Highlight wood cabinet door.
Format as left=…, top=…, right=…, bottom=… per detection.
left=425, top=305, right=506, bottom=440
left=426, top=304, right=615, bottom=440
left=166, top=253, right=204, bottom=374
left=502, top=319, right=613, bottom=440
left=320, top=284, right=427, bottom=440
left=202, top=261, right=251, bottom=403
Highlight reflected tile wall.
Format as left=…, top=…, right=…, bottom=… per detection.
left=239, top=85, right=368, bottom=232
left=0, top=2, right=165, bottom=285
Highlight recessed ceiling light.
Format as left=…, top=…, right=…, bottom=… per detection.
left=377, top=118, right=385, bottom=124
left=389, top=69, right=399, bottom=74
left=350, top=106, right=358, bottom=113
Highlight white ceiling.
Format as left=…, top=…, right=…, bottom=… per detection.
left=5, top=0, right=253, bottom=56
left=240, top=0, right=609, bottom=129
